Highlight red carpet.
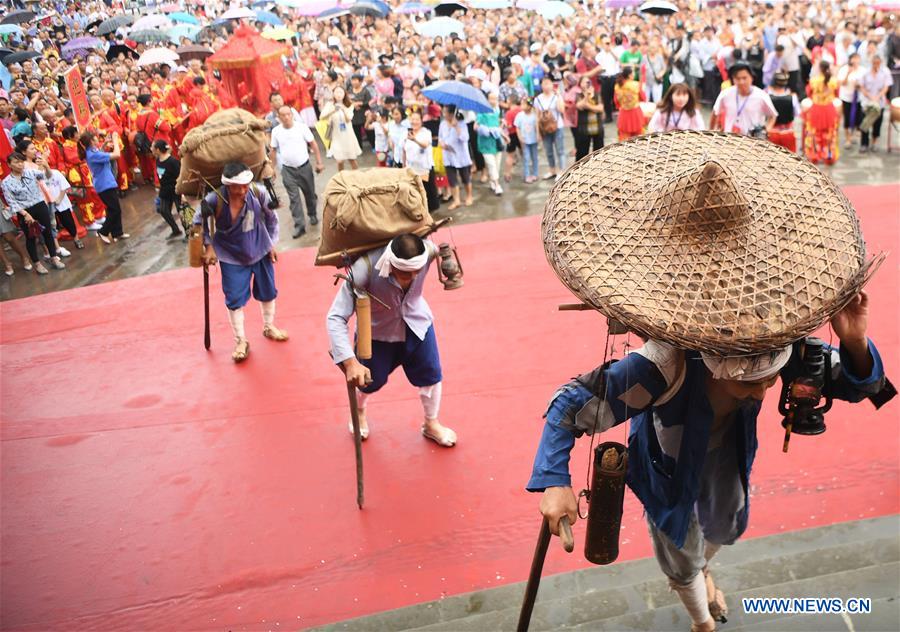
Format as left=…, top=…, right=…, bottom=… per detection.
left=1, top=184, right=898, bottom=630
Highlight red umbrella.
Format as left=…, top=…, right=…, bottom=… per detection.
left=207, top=25, right=288, bottom=114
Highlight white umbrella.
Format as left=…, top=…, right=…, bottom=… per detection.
left=537, top=0, right=574, bottom=19
left=132, top=14, right=174, bottom=31
left=413, top=17, right=467, bottom=38
left=516, top=0, right=544, bottom=9
left=638, top=0, right=678, bottom=15
left=220, top=7, right=257, bottom=20
left=137, top=46, right=180, bottom=67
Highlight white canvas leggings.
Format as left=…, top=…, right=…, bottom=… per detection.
left=647, top=420, right=746, bottom=586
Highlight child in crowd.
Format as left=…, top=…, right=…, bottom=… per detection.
left=514, top=98, right=540, bottom=183
left=368, top=108, right=390, bottom=167
left=504, top=94, right=523, bottom=183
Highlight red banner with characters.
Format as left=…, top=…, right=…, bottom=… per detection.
left=65, top=66, right=91, bottom=131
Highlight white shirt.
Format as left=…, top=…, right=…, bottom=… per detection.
left=595, top=50, right=620, bottom=76
left=270, top=122, right=314, bottom=168
left=837, top=65, right=863, bottom=102
left=648, top=108, right=706, bottom=133
left=45, top=169, right=72, bottom=212
left=713, top=86, right=777, bottom=135
left=403, top=128, right=433, bottom=176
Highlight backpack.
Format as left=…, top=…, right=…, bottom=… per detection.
left=538, top=96, right=558, bottom=135
left=134, top=114, right=161, bottom=155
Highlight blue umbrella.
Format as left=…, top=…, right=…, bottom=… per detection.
left=423, top=80, right=492, bottom=113
left=254, top=10, right=284, bottom=26
left=169, top=12, right=201, bottom=25
left=0, top=25, right=23, bottom=36
left=350, top=0, right=390, bottom=16
left=169, top=24, right=201, bottom=42
left=318, top=7, right=351, bottom=20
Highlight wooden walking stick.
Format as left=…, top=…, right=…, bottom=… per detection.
left=517, top=515, right=574, bottom=632
left=347, top=381, right=365, bottom=509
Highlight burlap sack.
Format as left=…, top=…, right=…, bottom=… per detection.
left=316, top=168, right=434, bottom=266
left=176, top=108, right=275, bottom=197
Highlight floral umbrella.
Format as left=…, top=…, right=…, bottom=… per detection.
left=60, top=36, right=103, bottom=60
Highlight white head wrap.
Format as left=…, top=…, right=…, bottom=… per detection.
left=221, top=169, right=253, bottom=186
left=701, top=346, right=793, bottom=382
left=374, top=239, right=430, bottom=278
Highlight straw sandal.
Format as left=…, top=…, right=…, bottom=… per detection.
left=348, top=420, right=369, bottom=440
left=232, top=339, right=250, bottom=363
left=703, top=567, right=728, bottom=623
left=262, top=325, right=289, bottom=341
left=421, top=422, right=457, bottom=447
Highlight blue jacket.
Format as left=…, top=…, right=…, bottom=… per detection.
left=527, top=339, right=886, bottom=548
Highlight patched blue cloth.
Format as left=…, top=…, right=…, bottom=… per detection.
left=528, top=339, right=886, bottom=548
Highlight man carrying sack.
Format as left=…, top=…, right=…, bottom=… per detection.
left=326, top=234, right=457, bottom=447
left=528, top=132, right=889, bottom=632
left=194, top=162, right=289, bottom=363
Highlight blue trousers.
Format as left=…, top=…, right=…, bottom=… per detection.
left=360, top=325, right=442, bottom=394
left=220, top=257, right=277, bottom=310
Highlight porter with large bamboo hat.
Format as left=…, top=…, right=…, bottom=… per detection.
left=527, top=132, right=889, bottom=632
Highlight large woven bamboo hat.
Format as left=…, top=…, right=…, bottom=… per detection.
left=543, top=131, right=882, bottom=355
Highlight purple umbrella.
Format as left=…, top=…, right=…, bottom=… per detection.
left=61, top=36, right=103, bottom=61
left=605, top=0, right=642, bottom=8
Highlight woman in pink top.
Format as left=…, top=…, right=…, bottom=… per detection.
left=648, top=83, right=706, bottom=132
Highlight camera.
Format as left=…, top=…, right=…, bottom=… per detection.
left=749, top=125, right=767, bottom=139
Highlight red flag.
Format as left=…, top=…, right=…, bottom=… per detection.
left=0, top=127, right=12, bottom=178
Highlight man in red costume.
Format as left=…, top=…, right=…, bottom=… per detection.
left=134, top=94, right=175, bottom=185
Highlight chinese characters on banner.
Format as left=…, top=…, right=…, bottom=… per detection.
left=65, top=66, right=92, bottom=131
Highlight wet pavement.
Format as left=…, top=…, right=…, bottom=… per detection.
left=2, top=120, right=898, bottom=301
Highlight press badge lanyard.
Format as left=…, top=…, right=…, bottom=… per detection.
left=671, top=110, right=683, bottom=130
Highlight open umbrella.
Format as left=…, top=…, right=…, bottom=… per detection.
left=137, top=47, right=180, bottom=67
left=605, top=0, right=642, bottom=7
left=106, top=44, right=139, bottom=61
left=515, top=0, right=543, bottom=9
left=638, top=0, right=678, bottom=15
left=274, top=0, right=305, bottom=7
left=398, top=2, right=432, bottom=13
left=169, top=24, right=202, bottom=42
left=2, top=50, right=41, bottom=65
left=261, top=26, right=298, bottom=41
left=350, top=0, right=390, bottom=16
left=423, top=80, right=491, bottom=113
left=537, top=0, right=574, bottom=18
left=220, top=7, right=257, bottom=20
left=873, top=0, right=900, bottom=10
left=169, top=12, right=201, bottom=26
left=61, top=36, right=103, bottom=60
left=97, top=15, right=134, bottom=35
left=129, top=29, right=171, bottom=44
left=133, top=14, right=173, bottom=31
left=297, top=0, right=343, bottom=16
left=176, top=44, right=215, bottom=61
left=318, top=7, right=352, bottom=19
left=1, top=10, right=37, bottom=25
left=434, top=2, right=468, bottom=16
left=0, top=25, right=23, bottom=37
left=414, top=16, right=466, bottom=38
left=254, top=10, right=284, bottom=25
left=0, top=48, right=13, bottom=62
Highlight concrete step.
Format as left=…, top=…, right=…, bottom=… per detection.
left=311, top=515, right=899, bottom=632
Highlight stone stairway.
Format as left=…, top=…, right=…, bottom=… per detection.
left=313, top=515, right=899, bottom=632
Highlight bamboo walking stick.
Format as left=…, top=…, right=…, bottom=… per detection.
left=517, top=516, right=574, bottom=632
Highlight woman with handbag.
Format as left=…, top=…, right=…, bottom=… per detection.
left=1, top=152, right=65, bottom=275
left=319, top=87, right=362, bottom=171
left=534, top=77, right=566, bottom=182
